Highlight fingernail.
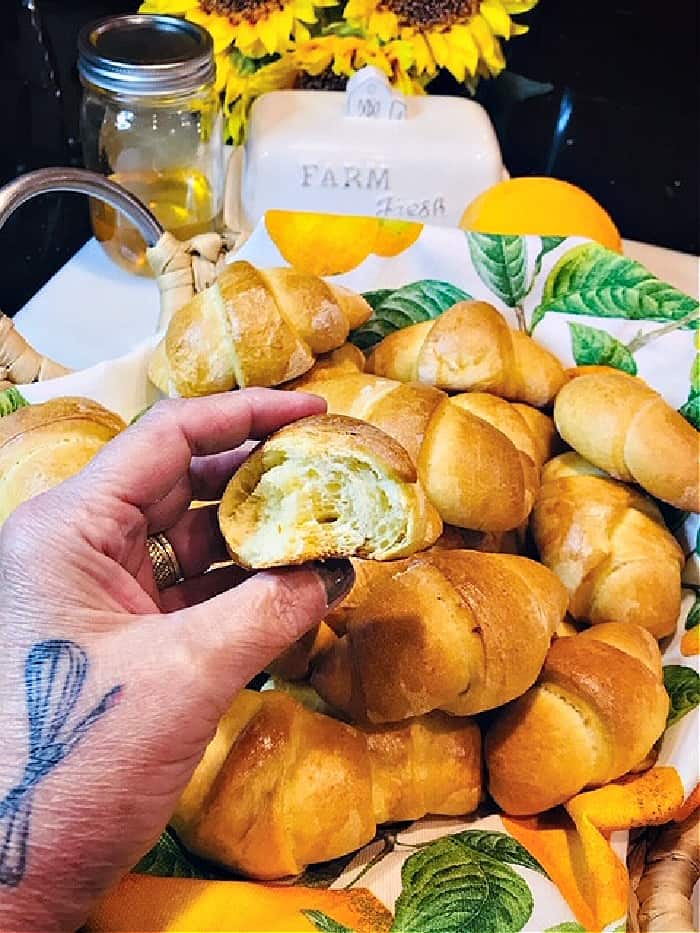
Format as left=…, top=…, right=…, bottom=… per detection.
left=312, top=558, right=355, bottom=607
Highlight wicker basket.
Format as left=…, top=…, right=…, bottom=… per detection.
left=0, top=168, right=239, bottom=389
left=0, top=168, right=698, bottom=932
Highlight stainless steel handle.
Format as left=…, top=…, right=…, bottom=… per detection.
left=0, top=167, right=164, bottom=246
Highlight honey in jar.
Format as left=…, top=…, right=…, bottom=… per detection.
left=78, top=15, right=224, bottom=275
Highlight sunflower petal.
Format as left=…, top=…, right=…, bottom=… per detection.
left=257, top=13, right=283, bottom=54
left=448, top=25, right=479, bottom=76
left=480, top=0, right=514, bottom=38
left=343, top=0, right=375, bottom=24
left=138, top=0, right=199, bottom=12
left=369, top=9, right=400, bottom=41
left=502, top=0, right=538, bottom=12
left=510, top=21, right=529, bottom=36
left=186, top=9, right=236, bottom=53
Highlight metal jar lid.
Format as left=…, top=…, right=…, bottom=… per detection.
left=78, top=14, right=215, bottom=96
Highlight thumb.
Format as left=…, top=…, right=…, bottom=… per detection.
left=173, top=559, right=355, bottom=692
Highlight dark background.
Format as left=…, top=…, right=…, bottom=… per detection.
left=1, top=0, right=698, bottom=316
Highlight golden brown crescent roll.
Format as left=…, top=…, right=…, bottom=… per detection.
left=485, top=622, right=669, bottom=815
left=219, top=414, right=442, bottom=568
left=286, top=342, right=365, bottom=385
left=511, top=403, right=559, bottom=468
left=269, top=526, right=518, bottom=681
left=449, top=393, right=542, bottom=515
left=310, top=549, right=568, bottom=723
left=0, top=397, right=125, bottom=527
left=367, top=301, right=565, bottom=406
left=532, top=453, right=684, bottom=639
left=554, top=368, right=700, bottom=511
left=292, top=372, right=536, bottom=531
left=172, top=689, right=482, bottom=880
left=326, top=527, right=520, bottom=636
left=148, top=262, right=371, bottom=396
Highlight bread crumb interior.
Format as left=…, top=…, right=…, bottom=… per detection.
left=234, top=451, right=410, bottom=565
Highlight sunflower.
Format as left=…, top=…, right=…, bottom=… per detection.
left=223, top=54, right=299, bottom=144
left=294, top=32, right=413, bottom=80
left=139, top=0, right=338, bottom=59
left=342, top=0, right=537, bottom=82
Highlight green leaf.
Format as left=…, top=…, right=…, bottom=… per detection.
left=361, top=288, right=395, bottom=312
left=663, top=664, right=700, bottom=728
left=533, top=236, right=566, bottom=279
left=351, top=280, right=471, bottom=350
left=679, top=392, right=700, bottom=430
left=134, top=828, right=217, bottom=879
left=0, top=386, right=29, bottom=417
left=690, top=354, right=700, bottom=393
left=453, top=830, right=547, bottom=877
left=544, top=924, right=588, bottom=932
left=302, top=910, right=356, bottom=933
left=540, top=236, right=567, bottom=254
left=686, top=597, right=700, bottom=631
left=568, top=322, right=637, bottom=374
left=392, top=830, right=534, bottom=933
left=467, top=232, right=529, bottom=307
left=530, top=243, right=700, bottom=332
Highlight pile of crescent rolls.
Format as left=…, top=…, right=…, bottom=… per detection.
left=2, top=263, right=697, bottom=883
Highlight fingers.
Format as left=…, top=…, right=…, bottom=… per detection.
left=189, top=443, right=258, bottom=502
left=143, top=474, right=193, bottom=533
left=82, top=390, right=326, bottom=512
left=160, top=564, right=252, bottom=612
left=161, top=504, right=229, bottom=578
left=174, top=559, right=355, bottom=688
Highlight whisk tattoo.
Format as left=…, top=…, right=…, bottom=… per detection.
left=0, top=640, right=122, bottom=887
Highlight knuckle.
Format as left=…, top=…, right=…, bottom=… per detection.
left=256, top=571, right=320, bottom=641
left=147, top=397, right=185, bottom=425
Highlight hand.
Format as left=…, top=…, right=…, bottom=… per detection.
left=0, top=390, right=355, bottom=932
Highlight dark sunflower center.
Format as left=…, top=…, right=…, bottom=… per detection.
left=379, top=0, right=481, bottom=29
left=200, top=0, right=285, bottom=24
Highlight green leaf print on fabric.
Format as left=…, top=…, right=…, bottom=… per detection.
left=663, top=665, right=700, bottom=728
left=351, top=280, right=471, bottom=350
left=0, top=386, right=29, bottom=417
left=685, top=597, right=700, bottom=631
left=533, top=236, right=566, bottom=279
left=568, top=322, right=638, bottom=374
left=543, top=924, right=587, bottom=932
left=302, top=909, right=356, bottom=932
left=467, top=232, right=529, bottom=308
left=391, top=830, right=538, bottom=933
left=530, top=243, right=700, bottom=332
left=134, top=828, right=217, bottom=879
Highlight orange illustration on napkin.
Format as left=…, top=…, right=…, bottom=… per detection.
left=87, top=874, right=392, bottom=933
left=505, top=766, right=687, bottom=931
left=265, top=210, right=422, bottom=275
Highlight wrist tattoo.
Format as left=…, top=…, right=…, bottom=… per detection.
left=0, top=640, right=122, bottom=887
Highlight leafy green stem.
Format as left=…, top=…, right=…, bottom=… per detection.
left=625, top=306, right=700, bottom=353
left=342, top=832, right=398, bottom=889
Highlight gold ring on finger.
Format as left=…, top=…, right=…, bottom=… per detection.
left=146, top=533, right=184, bottom=590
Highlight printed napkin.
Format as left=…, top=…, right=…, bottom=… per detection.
left=19, top=213, right=699, bottom=933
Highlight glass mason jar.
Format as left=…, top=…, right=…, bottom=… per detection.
left=78, top=15, right=223, bottom=275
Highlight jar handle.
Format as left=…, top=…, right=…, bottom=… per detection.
left=0, top=168, right=164, bottom=388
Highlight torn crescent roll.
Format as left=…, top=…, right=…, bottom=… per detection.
left=219, top=414, right=442, bottom=568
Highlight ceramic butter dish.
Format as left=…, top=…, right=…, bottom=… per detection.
left=233, top=67, right=506, bottom=230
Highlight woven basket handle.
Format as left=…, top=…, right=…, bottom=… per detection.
left=0, top=167, right=164, bottom=388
